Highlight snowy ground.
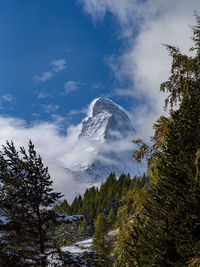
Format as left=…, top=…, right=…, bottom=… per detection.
left=63, top=238, right=93, bottom=254
left=48, top=238, right=93, bottom=266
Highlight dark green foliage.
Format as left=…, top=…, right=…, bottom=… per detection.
left=116, top=15, right=200, bottom=266
left=78, top=218, right=90, bottom=238
left=0, top=140, right=63, bottom=266
left=141, top=92, right=200, bottom=265
left=54, top=220, right=83, bottom=247
left=55, top=172, right=149, bottom=242
left=92, top=213, right=112, bottom=266
left=71, top=195, right=83, bottom=215
left=107, top=208, right=115, bottom=229
left=54, top=199, right=71, bottom=215
left=54, top=250, right=104, bottom=267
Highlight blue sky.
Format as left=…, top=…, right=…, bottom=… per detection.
left=0, top=0, right=200, bottom=199
left=0, top=0, right=130, bottom=125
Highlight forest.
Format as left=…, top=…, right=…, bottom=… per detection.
left=1, top=14, right=200, bottom=267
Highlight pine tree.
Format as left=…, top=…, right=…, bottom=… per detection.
left=0, top=140, right=63, bottom=266
left=55, top=199, right=71, bottom=215
left=114, top=187, right=146, bottom=267
left=120, top=15, right=200, bottom=266
left=107, top=208, right=115, bottom=229
left=55, top=171, right=148, bottom=246
left=78, top=218, right=89, bottom=238
left=92, top=213, right=112, bottom=266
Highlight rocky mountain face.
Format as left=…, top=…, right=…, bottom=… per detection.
left=65, top=97, right=136, bottom=182
left=79, top=98, right=134, bottom=143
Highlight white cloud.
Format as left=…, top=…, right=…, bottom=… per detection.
left=0, top=99, right=140, bottom=201
left=0, top=115, right=100, bottom=201
left=2, top=94, right=14, bottom=102
left=34, top=71, right=53, bottom=82
left=68, top=108, right=86, bottom=116
left=37, top=92, right=49, bottom=99
left=50, top=59, right=66, bottom=72
left=34, top=59, right=66, bottom=82
left=42, top=104, right=59, bottom=114
left=0, top=94, right=14, bottom=110
left=0, top=116, right=85, bottom=201
left=81, top=0, right=200, bottom=139
left=113, top=88, right=134, bottom=97
left=36, top=89, right=57, bottom=99
left=64, top=81, right=80, bottom=94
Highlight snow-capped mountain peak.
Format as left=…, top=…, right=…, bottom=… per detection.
left=79, top=97, right=134, bottom=143
left=63, top=97, right=139, bottom=183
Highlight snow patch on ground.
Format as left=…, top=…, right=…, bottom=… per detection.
left=48, top=238, right=93, bottom=266
left=63, top=238, right=93, bottom=254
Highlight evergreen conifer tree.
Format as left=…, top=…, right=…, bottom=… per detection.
left=0, top=141, right=63, bottom=266
left=107, top=208, right=115, bottom=229
left=92, top=213, right=112, bottom=266
left=120, top=15, right=200, bottom=266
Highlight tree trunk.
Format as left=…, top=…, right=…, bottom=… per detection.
left=36, top=206, right=46, bottom=267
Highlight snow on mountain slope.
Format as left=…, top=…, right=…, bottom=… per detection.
left=79, top=97, right=134, bottom=142
left=64, top=97, right=138, bottom=182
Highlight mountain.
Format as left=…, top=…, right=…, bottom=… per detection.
left=79, top=97, right=134, bottom=143
left=65, top=97, right=137, bottom=182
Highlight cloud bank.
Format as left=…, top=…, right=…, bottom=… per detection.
left=0, top=99, right=139, bottom=201
left=0, top=116, right=84, bottom=201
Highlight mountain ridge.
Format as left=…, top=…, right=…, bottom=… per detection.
left=79, top=97, right=134, bottom=143
left=65, top=97, right=137, bottom=181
